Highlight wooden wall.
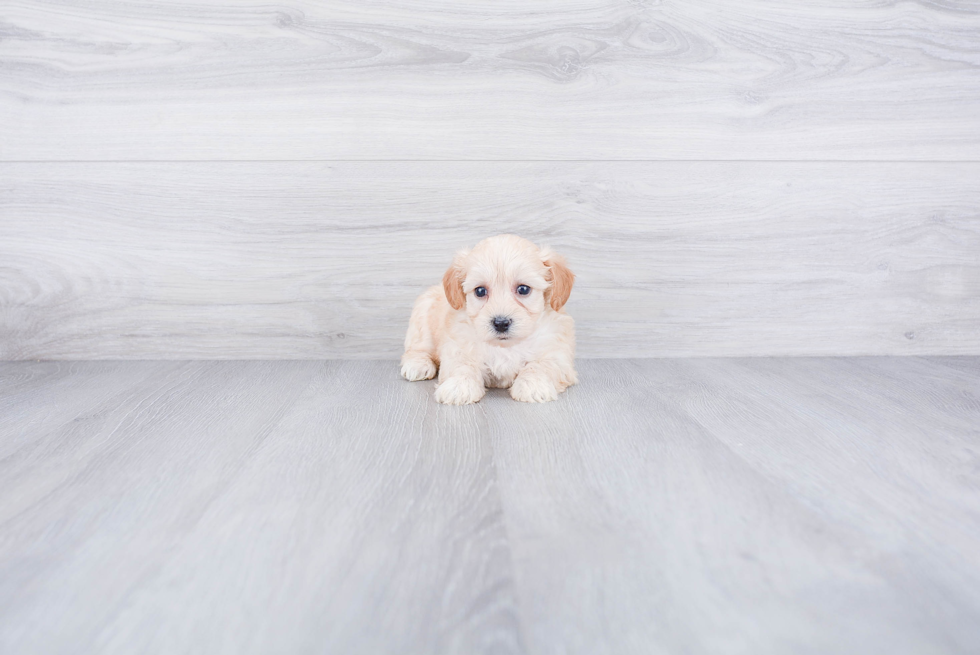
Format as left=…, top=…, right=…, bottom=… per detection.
left=2, top=0, right=979, bottom=359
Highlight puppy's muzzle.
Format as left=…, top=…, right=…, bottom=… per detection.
left=492, top=316, right=512, bottom=333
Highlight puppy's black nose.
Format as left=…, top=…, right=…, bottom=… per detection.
left=492, top=316, right=512, bottom=333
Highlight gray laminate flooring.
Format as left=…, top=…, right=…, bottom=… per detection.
left=1, top=358, right=979, bottom=654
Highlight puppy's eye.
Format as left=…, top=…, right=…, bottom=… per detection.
left=516, top=285, right=531, bottom=296
left=474, top=286, right=487, bottom=298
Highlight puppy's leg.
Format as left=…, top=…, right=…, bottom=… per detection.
left=401, top=352, right=436, bottom=382
left=511, top=355, right=577, bottom=404
left=401, top=289, right=439, bottom=381
left=434, top=342, right=486, bottom=405
left=512, top=313, right=577, bottom=403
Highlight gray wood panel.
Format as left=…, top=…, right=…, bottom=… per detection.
left=1, top=358, right=979, bottom=654
left=2, top=0, right=979, bottom=160
left=2, top=161, right=978, bottom=359
left=492, top=358, right=980, bottom=654
left=0, top=360, right=521, bottom=654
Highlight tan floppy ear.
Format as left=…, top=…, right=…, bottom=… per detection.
left=542, top=250, right=574, bottom=311
left=442, top=254, right=467, bottom=310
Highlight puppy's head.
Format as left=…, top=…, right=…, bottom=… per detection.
left=443, top=234, right=574, bottom=345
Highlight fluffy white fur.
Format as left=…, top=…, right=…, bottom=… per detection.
left=401, top=234, right=578, bottom=404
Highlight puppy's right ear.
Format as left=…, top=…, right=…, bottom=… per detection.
left=442, top=253, right=467, bottom=310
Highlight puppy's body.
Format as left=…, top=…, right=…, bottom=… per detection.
left=401, top=235, right=577, bottom=404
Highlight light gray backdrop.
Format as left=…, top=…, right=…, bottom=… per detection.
left=2, top=0, right=978, bottom=359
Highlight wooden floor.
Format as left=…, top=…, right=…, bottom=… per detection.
left=1, top=358, right=979, bottom=654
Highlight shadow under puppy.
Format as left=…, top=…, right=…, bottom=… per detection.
left=401, top=234, right=578, bottom=404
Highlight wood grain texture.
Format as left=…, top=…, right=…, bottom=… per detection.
left=1, top=358, right=979, bottom=654
left=0, top=361, right=522, bottom=655
left=2, top=161, right=978, bottom=359
left=2, top=0, right=979, bottom=160
left=490, top=357, right=980, bottom=654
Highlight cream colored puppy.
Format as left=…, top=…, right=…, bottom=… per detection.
left=401, top=234, right=577, bottom=404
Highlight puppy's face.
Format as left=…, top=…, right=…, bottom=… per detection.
left=443, top=235, right=574, bottom=345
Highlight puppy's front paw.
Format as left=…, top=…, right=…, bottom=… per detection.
left=510, top=375, right=560, bottom=403
left=435, top=376, right=485, bottom=405
left=401, top=354, right=436, bottom=381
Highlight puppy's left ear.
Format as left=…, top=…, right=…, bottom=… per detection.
left=541, top=249, right=574, bottom=311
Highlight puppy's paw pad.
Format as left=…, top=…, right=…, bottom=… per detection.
left=401, top=356, right=436, bottom=381
left=510, top=376, right=560, bottom=403
left=435, top=376, right=485, bottom=405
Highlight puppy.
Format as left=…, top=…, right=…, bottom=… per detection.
left=400, top=234, right=577, bottom=404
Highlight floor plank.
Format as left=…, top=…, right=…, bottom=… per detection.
left=3, top=161, right=978, bottom=359
left=488, top=358, right=980, bottom=654
left=1, top=358, right=979, bottom=654
left=3, top=0, right=979, bottom=160
left=0, top=361, right=522, bottom=654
